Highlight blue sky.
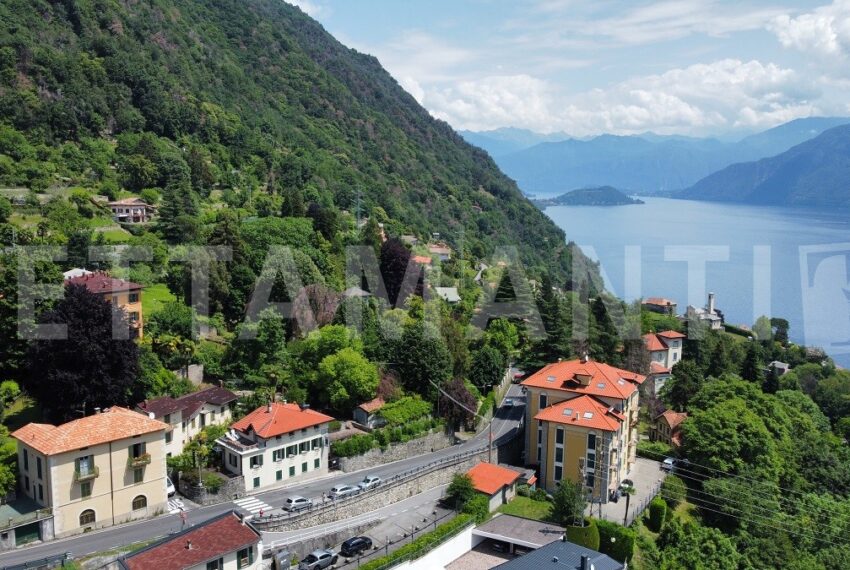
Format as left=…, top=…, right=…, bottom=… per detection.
left=287, top=1, right=850, bottom=137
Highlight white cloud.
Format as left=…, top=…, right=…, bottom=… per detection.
left=417, top=59, right=820, bottom=136
left=769, top=1, right=850, bottom=57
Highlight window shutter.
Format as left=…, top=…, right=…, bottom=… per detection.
left=249, top=546, right=254, bottom=564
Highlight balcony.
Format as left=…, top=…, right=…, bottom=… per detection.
left=74, top=466, right=99, bottom=482
left=127, top=453, right=151, bottom=468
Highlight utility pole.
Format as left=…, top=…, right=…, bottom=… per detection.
left=623, top=492, right=631, bottom=526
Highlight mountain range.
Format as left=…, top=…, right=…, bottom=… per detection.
left=679, top=124, right=850, bottom=208
left=463, top=117, right=850, bottom=194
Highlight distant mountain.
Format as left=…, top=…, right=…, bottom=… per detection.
left=679, top=124, right=850, bottom=208
left=487, top=118, right=850, bottom=194
left=532, top=186, right=643, bottom=208
left=459, top=128, right=570, bottom=157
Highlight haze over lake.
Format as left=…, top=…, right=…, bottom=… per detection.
left=542, top=197, right=850, bottom=366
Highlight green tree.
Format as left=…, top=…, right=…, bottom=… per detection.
left=0, top=196, right=11, bottom=223
left=661, top=475, right=686, bottom=509
left=656, top=519, right=742, bottom=570
left=741, top=341, right=764, bottom=384
left=317, top=347, right=379, bottom=411
left=551, top=479, right=586, bottom=527
left=0, top=380, right=20, bottom=407
left=438, top=377, right=477, bottom=431
left=664, top=360, right=703, bottom=412
left=469, top=346, right=504, bottom=392
left=445, top=473, right=475, bottom=510
left=484, top=318, right=519, bottom=360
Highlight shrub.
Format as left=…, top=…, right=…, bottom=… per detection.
left=328, top=420, right=342, bottom=433
left=378, top=395, right=432, bottom=425
left=637, top=440, right=674, bottom=460
left=477, top=390, right=497, bottom=418
left=359, top=514, right=474, bottom=570
left=565, top=518, right=600, bottom=551
left=647, top=497, right=667, bottom=532
left=596, top=519, right=636, bottom=562
left=661, top=475, right=687, bottom=509
left=462, top=494, right=491, bottom=523
left=331, top=434, right=375, bottom=457
left=517, top=484, right=530, bottom=497
left=532, top=488, right=550, bottom=502
left=445, top=474, right=475, bottom=510
left=202, top=472, right=223, bottom=493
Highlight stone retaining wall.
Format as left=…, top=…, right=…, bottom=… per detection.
left=178, top=474, right=245, bottom=505
left=338, top=431, right=455, bottom=472
left=253, top=448, right=488, bottom=532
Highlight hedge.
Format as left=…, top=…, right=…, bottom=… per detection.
left=647, top=497, right=667, bottom=532
left=565, top=518, right=600, bottom=551
left=331, top=434, right=375, bottom=457
left=359, top=514, right=474, bottom=570
left=332, top=418, right=443, bottom=457
left=596, top=519, right=636, bottom=562
left=462, top=494, right=491, bottom=524
left=661, top=475, right=686, bottom=509
left=636, top=440, right=673, bottom=460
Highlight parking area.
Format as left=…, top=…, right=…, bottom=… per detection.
left=445, top=542, right=513, bottom=570
left=586, top=457, right=666, bottom=525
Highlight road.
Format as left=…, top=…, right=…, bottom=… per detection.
left=0, top=384, right=525, bottom=567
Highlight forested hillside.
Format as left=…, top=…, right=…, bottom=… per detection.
left=0, top=0, right=579, bottom=276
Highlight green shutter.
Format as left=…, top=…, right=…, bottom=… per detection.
left=249, top=547, right=254, bottom=563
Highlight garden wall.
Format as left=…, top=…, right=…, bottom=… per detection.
left=338, top=431, right=455, bottom=472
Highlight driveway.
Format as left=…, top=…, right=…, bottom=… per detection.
left=585, top=457, right=665, bottom=526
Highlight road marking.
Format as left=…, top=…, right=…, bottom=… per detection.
left=234, top=496, right=273, bottom=514
left=167, top=498, right=185, bottom=514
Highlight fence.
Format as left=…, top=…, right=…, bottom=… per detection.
left=624, top=480, right=662, bottom=526
left=1, top=552, right=72, bottom=570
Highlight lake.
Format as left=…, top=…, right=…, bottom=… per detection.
left=542, top=197, right=850, bottom=366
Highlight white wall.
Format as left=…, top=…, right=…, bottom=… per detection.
left=390, top=525, right=480, bottom=570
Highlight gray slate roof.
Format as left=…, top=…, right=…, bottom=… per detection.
left=493, top=539, right=623, bottom=570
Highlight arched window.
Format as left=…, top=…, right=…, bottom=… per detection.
left=79, top=509, right=95, bottom=526
left=132, top=495, right=147, bottom=510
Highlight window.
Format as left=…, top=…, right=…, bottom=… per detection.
left=76, top=455, right=94, bottom=477
left=210, top=410, right=216, bottom=423
left=314, top=458, right=320, bottom=469
left=79, top=509, right=95, bottom=526
left=555, top=447, right=563, bottom=463
left=129, top=293, right=139, bottom=303
left=555, top=428, right=564, bottom=445
left=276, top=470, right=282, bottom=481
left=129, top=312, right=140, bottom=322
left=38, top=484, right=43, bottom=501
left=586, top=473, right=595, bottom=488
left=286, top=445, right=297, bottom=457
left=253, top=477, right=260, bottom=488
left=250, top=455, right=264, bottom=468
left=237, top=547, right=254, bottom=569
left=132, top=495, right=147, bottom=510
left=220, top=406, right=225, bottom=414
left=24, top=476, right=29, bottom=491
left=163, top=414, right=171, bottom=424
left=133, top=468, right=143, bottom=483
left=554, top=465, right=562, bottom=481
left=272, top=449, right=284, bottom=462
left=289, top=466, right=295, bottom=477
left=537, top=425, right=543, bottom=445
left=81, top=481, right=92, bottom=498
left=299, top=441, right=309, bottom=453
left=311, top=437, right=322, bottom=450
left=191, top=418, right=196, bottom=429
left=182, top=421, right=187, bottom=431
left=301, top=428, right=307, bottom=434
left=165, top=431, right=173, bottom=444
left=129, top=442, right=146, bottom=459
left=22, top=449, right=28, bottom=471
left=199, top=414, right=206, bottom=428
left=229, top=453, right=238, bottom=467
left=206, top=559, right=223, bottom=570
left=302, top=462, right=307, bottom=473
left=539, top=393, right=548, bottom=410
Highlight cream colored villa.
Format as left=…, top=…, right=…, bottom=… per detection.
left=12, top=407, right=168, bottom=538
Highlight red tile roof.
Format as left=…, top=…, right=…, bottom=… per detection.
left=138, top=386, right=237, bottom=420
left=534, top=394, right=625, bottom=432
left=659, top=410, right=688, bottom=430
left=657, top=330, right=686, bottom=339
left=66, top=272, right=143, bottom=294
left=521, top=358, right=644, bottom=399
left=109, top=197, right=153, bottom=207
left=467, top=462, right=521, bottom=495
left=231, top=402, right=334, bottom=439
left=643, top=333, right=667, bottom=352
left=650, top=362, right=671, bottom=374
left=411, top=255, right=432, bottom=265
left=120, top=511, right=259, bottom=570
left=12, top=407, right=166, bottom=455
left=357, top=397, right=385, bottom=413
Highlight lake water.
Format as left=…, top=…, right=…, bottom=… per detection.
left=542, top=197, right=850, bottom=366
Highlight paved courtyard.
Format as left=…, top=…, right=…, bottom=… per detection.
left=585, top=457, right=666, bottom=525
left=446, top=543, right=513, bottom=570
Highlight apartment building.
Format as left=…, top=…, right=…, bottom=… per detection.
left=12, top=407, right=168, bottom=538
left=137, top=386, right=238, bottom=458
left=521, top=357, right=644, bottom=501
left=65, top=272, right=145, bottom=338
left=216, top=402, right=334, bottom=493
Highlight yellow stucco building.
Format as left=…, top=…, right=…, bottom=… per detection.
left=65, top=272, right=145, bottom=338
left=12, top=407, right=168, bottom=538
left=521, top=356, right=644, bottom=501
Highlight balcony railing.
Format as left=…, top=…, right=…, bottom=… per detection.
left=127, top=453, right=151, bottom=468
left=74, top=466, right=99, bottom=482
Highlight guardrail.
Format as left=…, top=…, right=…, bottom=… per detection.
left=0, top=551, right=71, bottom=570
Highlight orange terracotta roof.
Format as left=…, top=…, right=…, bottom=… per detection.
left=657, top=330, right=686, bottom=339
left=659, top=410, right=688, bottom=430
left=643, top=333, right=667, bottom=352
left=643, top=297, right=675, bottom=306
left=411, top=255, right=432, bottom=265
left=357, top=397, right=385, bottom=413
left=534, top=394, right=624, bottom=432
left=650, top=362, right=671, bottom=374
left=521, top=358, right=643, bottom=399
left=12, top=407, right=167, bottom=455
left=231, top=402, right=334, bottom=439
left=467, top=462, right=521, bottom=495
left=120, top=511, right=259, bottom=570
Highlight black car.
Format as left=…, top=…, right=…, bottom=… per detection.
left=340, top=536, right=373, bottom=557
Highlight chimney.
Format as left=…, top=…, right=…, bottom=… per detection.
left=148, top=412, right=155, bottom=420
left=267, top=401, right=272, bottom=413
left=299, top=403, right=310, bottom=411
left=186, top=540, right=192, bottom=550
left=708, top=292, right=715, bottom=314
left=579, top=555, right=589, bottom=570
left=94, top=407, right=101, bottom=414
left=580, top=352, right=589, bottom=364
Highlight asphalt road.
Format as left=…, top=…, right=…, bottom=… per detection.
left=0, top=384, right=525, bottom=568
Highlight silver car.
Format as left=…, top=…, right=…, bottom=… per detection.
left=328, top=484, right=360, bottom=499
left=358, top=475, right=381, bottom=491
left=283, top=495, right=313, bottom=512
left=298, top=549, right=337, bottom=570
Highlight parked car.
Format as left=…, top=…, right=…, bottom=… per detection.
left=503, top=398, right=515, bottom=407
left=512, top=371, right=525, bottom=383
left=166, top=477, right=176, bottom=497
left=329, top=484, right=360, bottom=499
left=358, top=475, right=382, bottom=491
left=661, top=457, right=676, bottom=472
left=491, top=540, right=509, bottom=552
left=283, top=496, right=313, bottom=512
left=298, top=549, right=337, bottom=570
left=340, top=536, right=373, bottom=557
